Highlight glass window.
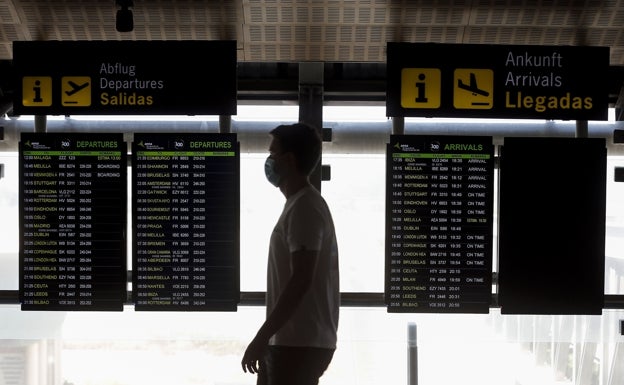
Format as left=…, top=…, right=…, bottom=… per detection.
left=322, top=154, right=386, bottom=293
left=240, top=154, right=284, bottom=292
left=606, top=155, right=624, bottom=294
left=1, top=109, right=624, bottom=385
left=0, top=153, right=19, bottom=290
left=2, top=305, right=622, bottom=385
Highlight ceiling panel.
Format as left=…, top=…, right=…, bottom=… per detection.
left=0, top=0, right=623, bottom=64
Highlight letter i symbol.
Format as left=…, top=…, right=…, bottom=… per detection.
left=23, top=76, right=52, bottom=107
left=415, top=74, right=428, bottom=103
left=33, top=80, right=43, bottom=103
left=401, top=68, right=440, bottom=109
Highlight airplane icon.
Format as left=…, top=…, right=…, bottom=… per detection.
left=65, top=80, right=89, bottom=96
left=457, top=73, right=490, bottom=97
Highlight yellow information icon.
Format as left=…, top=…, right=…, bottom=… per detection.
left=22, top=76, right=52, bottom=107
left=401, top=68, right=441, bottom=109
left=453, top=69, right=494, bottom=109
left=62, top=76, right=91, bottom=106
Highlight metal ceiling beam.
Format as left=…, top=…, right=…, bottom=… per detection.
left=298, top=62, right=324, bottom=191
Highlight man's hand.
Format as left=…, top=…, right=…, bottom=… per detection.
left=241, top=333, right=269, bottom=374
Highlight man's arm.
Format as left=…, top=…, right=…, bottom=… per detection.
left=241, top=249, right=319, bottom=373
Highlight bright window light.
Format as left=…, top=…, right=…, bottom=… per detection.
left=11, top=107, right=620, bottom=123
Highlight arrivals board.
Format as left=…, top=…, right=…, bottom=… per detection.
left=19, top=133, right=127, bottom=311
left=385, top=135, right=494, bottom=313
left=132, top=133, right=240, bottom=311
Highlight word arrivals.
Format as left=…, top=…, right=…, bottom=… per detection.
left=504, top=71, right=562, bottom=87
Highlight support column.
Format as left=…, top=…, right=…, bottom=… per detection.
left=298, top=62, right=324, bottom=191
left=219, top=115, right=232, bottom=134
left=576, top=317, right=601, bottom=385
left=34, top=115, right=47, bottom=133
left=553, top=315, right=574, bottom=380
left=392, top=116, right=405, bottom=135
left=407, top=322, right=418, bottom=385
left=608, top=342, right=624, bottom=385
left=576, top=120, right=588, bottom=138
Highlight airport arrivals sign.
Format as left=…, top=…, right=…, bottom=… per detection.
left=13, top=40, right=237, bottom=115
left=386, top=42, right=610, bottom=120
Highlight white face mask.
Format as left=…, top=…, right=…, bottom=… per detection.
left=264, top=156, right=281, bottom=187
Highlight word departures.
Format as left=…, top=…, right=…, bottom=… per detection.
left=13, top=41, right=236, bottom=115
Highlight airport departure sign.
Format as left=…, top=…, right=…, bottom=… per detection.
left=386, top=42, right=609, bottom=120
left=385, top=135, right=494, bottom=313
left=19, top=133, right=127, bottom=311
left=132, top=133, right=240, bottom=311
left=13, top=40, right=237, bottom=115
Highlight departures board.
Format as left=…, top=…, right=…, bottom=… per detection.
left=132, top=133, right=240, bottom=311
left=385, top=135, right=494, bottom=313
left=19, top=133, right=127, bottom=311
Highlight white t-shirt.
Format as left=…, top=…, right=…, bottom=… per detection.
left=266, top=185, right=340, bottom=348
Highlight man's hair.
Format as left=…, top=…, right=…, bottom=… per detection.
left=270, top=122, right=321, bottom=175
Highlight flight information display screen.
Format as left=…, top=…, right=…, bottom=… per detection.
left=385, top=135, right=494, bottom=313
left=132, top=133, right=240, bottom=311
left=19, top=133, right=127, bottom=311
left=498, top=137, right=606, bottom=315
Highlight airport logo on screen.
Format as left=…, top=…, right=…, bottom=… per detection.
left=387, top=43, right=609, bottom=120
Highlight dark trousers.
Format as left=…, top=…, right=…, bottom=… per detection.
left=257, top=345, right=335, bottom=385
